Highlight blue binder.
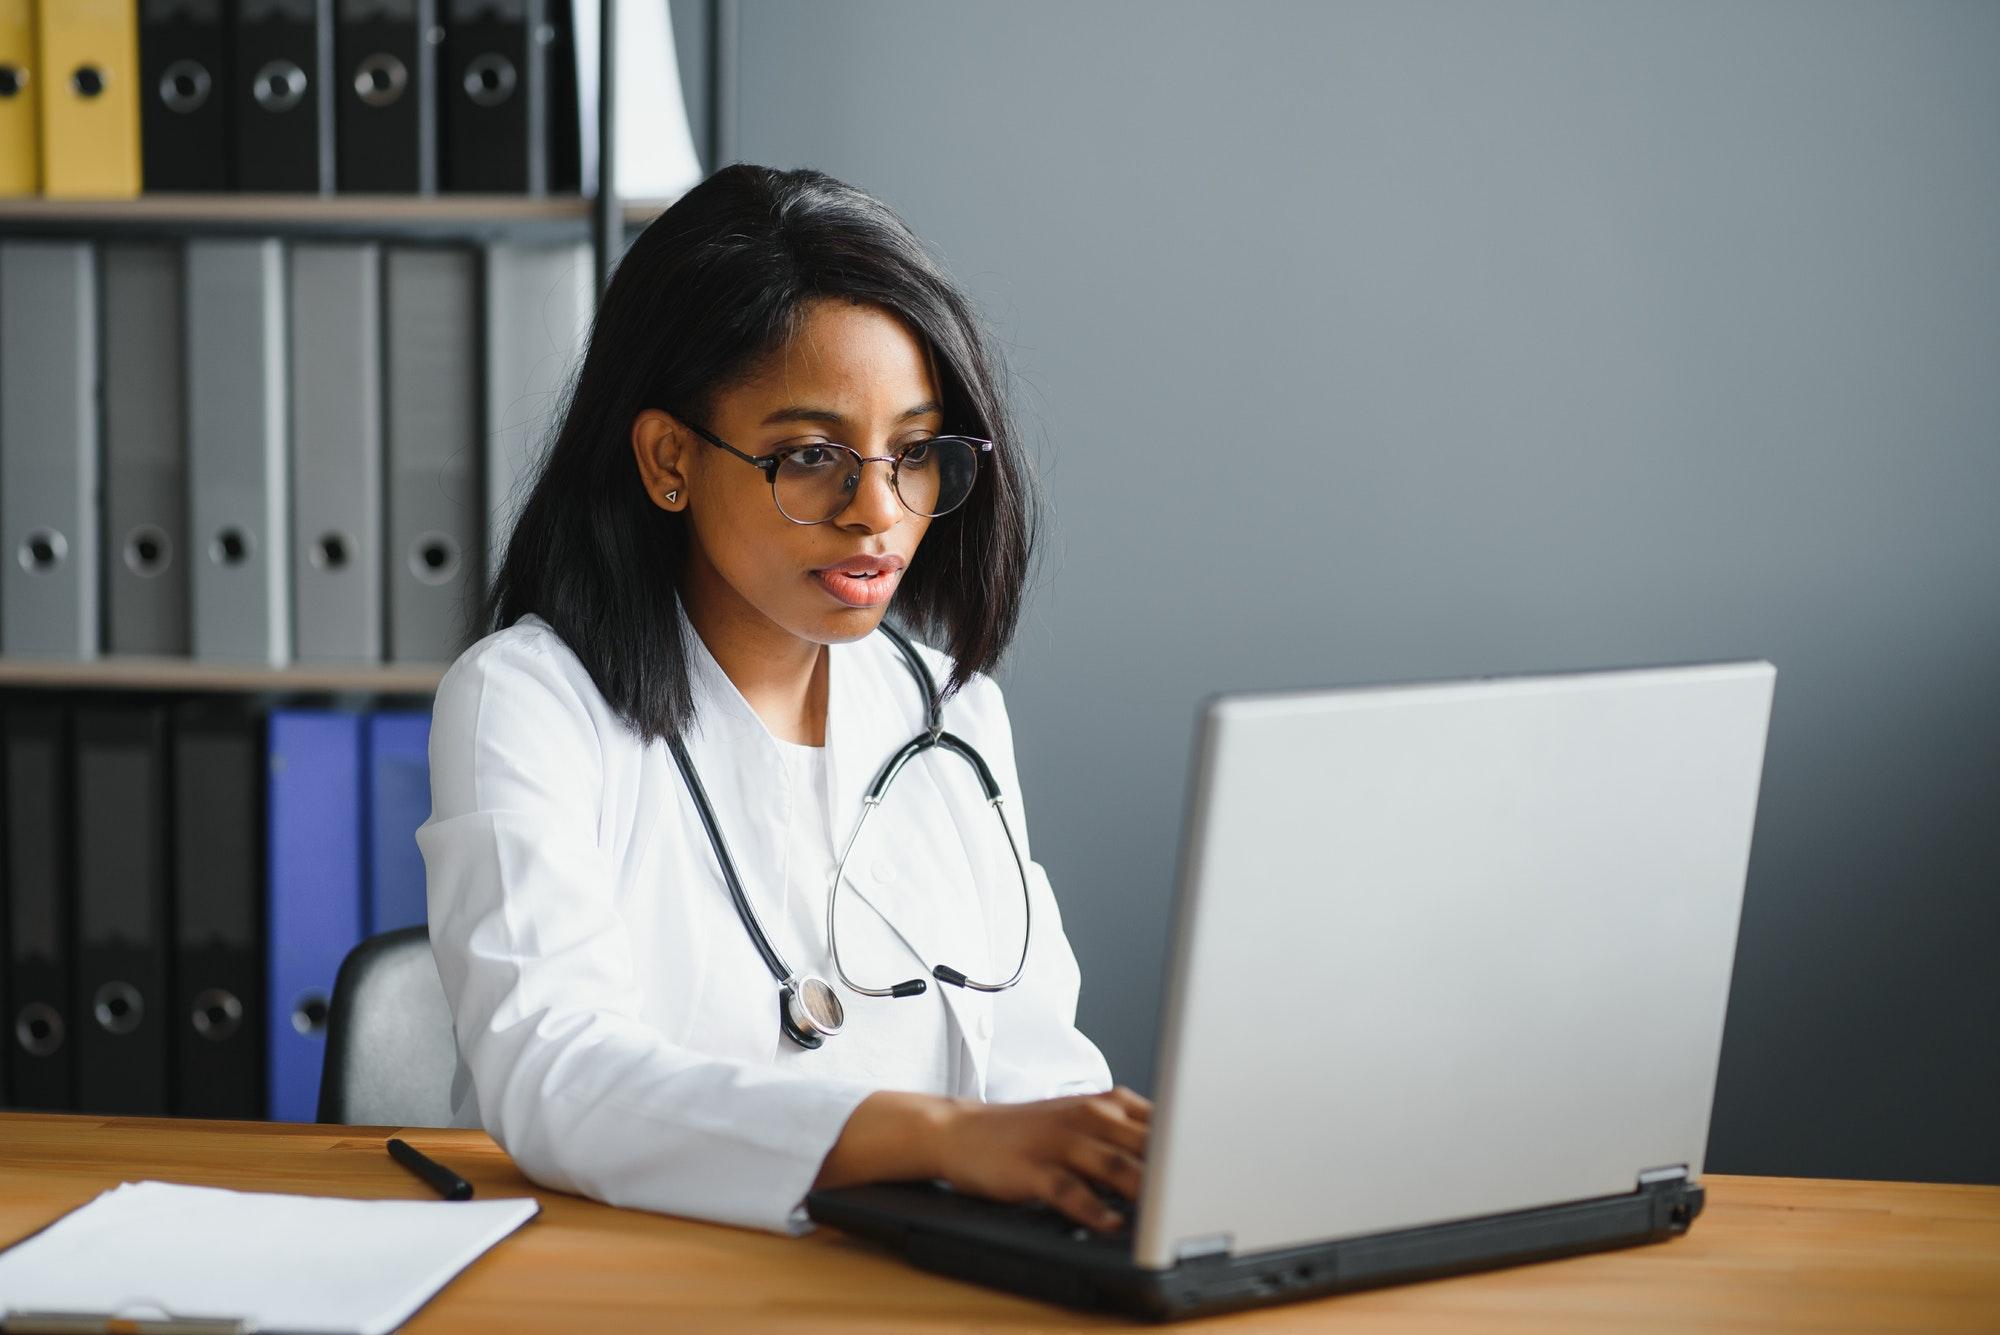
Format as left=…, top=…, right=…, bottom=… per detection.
left=365, top=710, right=432, bottom=934
left=266, top=709, right=363, bottom=1123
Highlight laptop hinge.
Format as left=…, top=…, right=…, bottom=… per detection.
left=1637, top=1164, right=1690, bottom=1186
left=1174, top=1231, right=1234, bottom=1262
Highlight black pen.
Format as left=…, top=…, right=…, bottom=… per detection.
left=386, top=1137, right=474, bottom=1201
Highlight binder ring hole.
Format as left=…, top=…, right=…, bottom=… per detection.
left=210, top=527, right=253, bottom=567
left=463, top=53, right=517, bottom=107
left=292, top=991, right=330, bottom=1038
left=93, top=981, right=145, bottom=1036
left=0, top=64, right=25, bottom=99
left=70, top=64, right=105, bottom=99
left=125, top=525, right=173, bottom=577
left=15, top=1001, right=65, bottom=1057
left=355, top=52, right=408, bottom=107
left=191, top=988, right=244, bottom=1042
left=252, top=59, right=308, bottom=113
left=159, top=58, right=211, bottom=113
left=312, top=531, right=353, bottom=571
left=411, top=532, right=461, bottom=585
left=20, top=528, right=66, bottom=573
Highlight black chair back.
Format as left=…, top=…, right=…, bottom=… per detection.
left=317, top=925, right=457, bottom=1127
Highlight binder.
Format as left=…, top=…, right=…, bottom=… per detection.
left=365, top=710, right=432, bottom=933
left=72, top=705, right=174, bottom=1116
left=140, top=0, right=234, bottom=191
left=266, top=708, right=365, bottom=1123
left=172, top=701, right=266, bottom=1119
left=290, top=242, right=384, bottom=664
left=103, top=241, right=193, bottom=656
left=186, top=238, right=292, bottom=666
left=335, top=0, right=437, bottom=193
left=4, top=703, right=74, bottom=1111
left=385, top=245, right=482, bottom=664
left=545, top=0, right=577, bottom=192
left=0, top=0, right=36, bottom=195
left=234, top=0, right=335, bottom=192
left=0, top=240, right=101, bottom=660
left=35, top=0, right=143, bottom=197
left=440, top=0, right=548, bottom=194
left=482, top=240, right=590, bottom=586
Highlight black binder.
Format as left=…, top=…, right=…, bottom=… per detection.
left=234, top=0, right=336, bottom=192
left=3, top=703, right=74, bottom=1112
left=72, top=705, right=174, bottom=1116
left=171, top=701, right=266, bottom=1119
left=440, top=0, right=548, bottom=194
left=545, top=0, right=578, bottom=193
left=336, top=0, right=438, bottom=193
left=141, top=0, right=234, bottom=191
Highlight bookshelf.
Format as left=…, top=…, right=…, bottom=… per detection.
left=0, top=655, right=447, bottom=695
left=0, top=0, right=693, bottom=1129
left=0, top=194, right=677, bottom=243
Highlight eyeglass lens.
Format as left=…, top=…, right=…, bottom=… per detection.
left=774, top=438, right=979, bottom=524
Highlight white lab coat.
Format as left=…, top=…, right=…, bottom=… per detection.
left=416, top=604, right=1113, bottom=1235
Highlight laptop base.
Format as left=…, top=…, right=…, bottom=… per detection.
left=806, top=1176, right=1705, bottom=1322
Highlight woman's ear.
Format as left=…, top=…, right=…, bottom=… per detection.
left=631, top=409, right=691, bottom=512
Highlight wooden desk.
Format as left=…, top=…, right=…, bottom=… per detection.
left=2, top=1113, right=1995, bottom=1332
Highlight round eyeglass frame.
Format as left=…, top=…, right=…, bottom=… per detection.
left=667, top=412, right=994, bottom=526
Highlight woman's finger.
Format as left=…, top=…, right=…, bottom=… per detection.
left=1078, top=1098, right=1149, bottom=1157
left=1042, top=1166, right=1125, bottom=1232
left=1108, top=1085, right=1154, bottom=1122
left=1067, top=1139, right=1145, bottom=1201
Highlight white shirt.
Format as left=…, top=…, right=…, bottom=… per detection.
left=768, top=737, right=963, bottom=1095
left=417, top=604, right=1112, bottom=1235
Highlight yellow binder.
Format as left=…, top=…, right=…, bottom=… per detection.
left=36, top=0, right=141, bottom=198
left=0, top=0, right=35, bottom=194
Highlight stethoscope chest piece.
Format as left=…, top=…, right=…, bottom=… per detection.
left=780, top=975, right=844, bottom=1049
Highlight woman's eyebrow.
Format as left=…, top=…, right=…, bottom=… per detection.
left=759, top=400, right=943, bottom=426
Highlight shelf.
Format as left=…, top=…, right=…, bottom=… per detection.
left=0, top=655, right=446, bottom=695
left=0, top=193, right=680, bottom=242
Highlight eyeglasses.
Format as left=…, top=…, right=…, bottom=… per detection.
left=670, top=414, right=994, bottom=526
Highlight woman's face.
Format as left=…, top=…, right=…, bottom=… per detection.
left=634, top=297, right=946, bottom=651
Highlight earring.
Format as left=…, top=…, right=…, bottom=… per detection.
left=665, top=490, right=679, bottom=503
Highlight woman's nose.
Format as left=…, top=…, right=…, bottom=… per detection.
left=841, top=455, right=904, bottom=528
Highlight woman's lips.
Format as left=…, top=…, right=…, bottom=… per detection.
left=812, top=566, right=901, bottom=607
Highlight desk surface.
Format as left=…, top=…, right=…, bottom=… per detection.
left=1, top=1112, right=1996, bottom=1333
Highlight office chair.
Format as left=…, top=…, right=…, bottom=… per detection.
left=317, top=925, right=459, bottom=1127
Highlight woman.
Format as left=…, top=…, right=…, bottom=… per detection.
left=418, top=163, right=1149, bottom=1237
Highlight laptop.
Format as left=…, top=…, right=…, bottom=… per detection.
left=808, top=658, right=1777, bottom=1320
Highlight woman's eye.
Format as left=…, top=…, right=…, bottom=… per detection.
left=790, top=446, right=836, bottom=468
left=901, top=440, right=934, bottom=464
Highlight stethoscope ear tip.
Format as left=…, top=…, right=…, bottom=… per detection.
left=890, top=978, right=928, bottom=998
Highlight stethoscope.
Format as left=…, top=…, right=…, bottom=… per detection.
left=666, top=620, right=1033, bottom=1051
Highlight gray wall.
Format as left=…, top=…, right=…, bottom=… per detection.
left=696, top=0, right=2000, bottom=1185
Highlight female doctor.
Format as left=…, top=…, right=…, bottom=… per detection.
left=417, top=163, right=1150, bottom=1238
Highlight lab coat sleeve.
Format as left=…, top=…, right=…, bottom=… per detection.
left=417, top=631, right=881, bottom=1235
left=962, top=671, right=1118, bottom=1103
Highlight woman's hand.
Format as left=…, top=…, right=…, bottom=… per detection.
left=814, top=1085, right=1153, bottom=1232
left=931, top=1086, right=1153, bottom=1232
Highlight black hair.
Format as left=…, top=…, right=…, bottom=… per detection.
left=483, top=163, right=1041, bottom=746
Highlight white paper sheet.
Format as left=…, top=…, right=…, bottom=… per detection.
left=0, top=1179, right=540, bottom=1335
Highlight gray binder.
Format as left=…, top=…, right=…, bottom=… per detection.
left=289, top=243, right=384, bottom=663
left=0, top=240, right=100, bottom=660
left=483, top=240, right=591, bottom=587
left=186, top=239, right=292, bottom=665
left=103, top=243, right=192, bottom=657
left=385, top=245, right=481, bottom=664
